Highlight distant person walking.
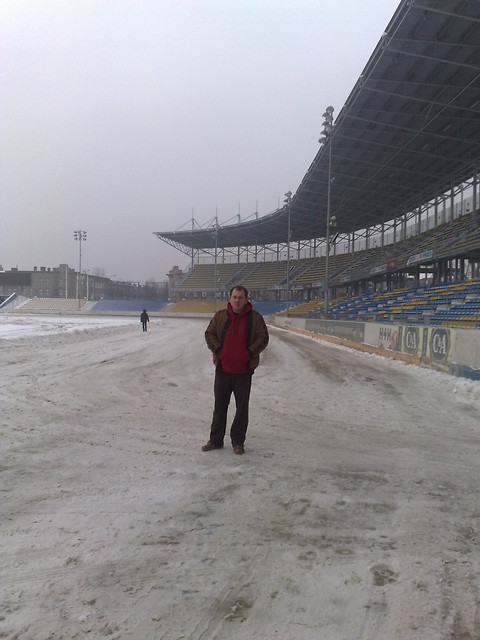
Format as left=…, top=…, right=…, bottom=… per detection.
left=140, top=309, right=149, bottom=332
left=203, top=285, right=269, bottom=455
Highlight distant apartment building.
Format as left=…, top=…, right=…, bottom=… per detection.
left=166, top=265, right=185, bottom=300
left=0, top=264, right=110, bottom=300
left=0, top=264, right=168, bottom=301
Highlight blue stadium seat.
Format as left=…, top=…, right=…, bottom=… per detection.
left=90, top=299, right=167, bottom=312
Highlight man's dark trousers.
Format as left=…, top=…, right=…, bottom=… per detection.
left=209, top=371, right=252, bottom=446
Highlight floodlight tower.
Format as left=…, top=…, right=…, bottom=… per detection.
left=284, top=191, right=292, bottom=313
left=319, top=106, right=334, bottom=317
left=73, top=230, right=87, bottom=308
left=213, top=216, right=218, bottom=313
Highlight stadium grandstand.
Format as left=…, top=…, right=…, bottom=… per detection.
left=154, top=0, right=480, bottom=326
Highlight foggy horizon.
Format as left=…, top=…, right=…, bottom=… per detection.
left=2, top=0, right=400, bottom=283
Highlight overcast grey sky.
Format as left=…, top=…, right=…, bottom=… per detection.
left=2, top=0, right=401, bottom=283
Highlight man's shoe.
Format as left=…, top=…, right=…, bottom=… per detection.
left=201, top=441, right=223, bottom=452
left=233, top=445, right=245, bottom=455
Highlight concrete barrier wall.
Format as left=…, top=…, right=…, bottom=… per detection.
left=273, top=315, right=480, bottom=381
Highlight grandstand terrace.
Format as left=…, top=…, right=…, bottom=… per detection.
left=167, top=212, right=480, bottom=306
left=14, top=297, right=86, bottom=313
left=286, top=278, right=480, bottom=328
left=2, top=297, right=168, bottom=314
left=155, top=0, right=480, bottom=322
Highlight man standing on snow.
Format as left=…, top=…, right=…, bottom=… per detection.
left=140, top=309, right=149, bottom=332
left=203, top=285, right=269, bottom=455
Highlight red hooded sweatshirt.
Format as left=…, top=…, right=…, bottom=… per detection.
left=219, top=301, right=252, bottom=374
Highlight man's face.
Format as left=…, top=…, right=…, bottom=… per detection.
left=229, top=288, right=247, bottom=314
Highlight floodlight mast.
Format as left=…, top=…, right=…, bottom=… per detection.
left=284, top=191, right=292, bottom=313
left=73, top=230, right=87, bottom=308
left=319, top=106, right=334, bottom=318
left=213, top=216, right=218, bottom=313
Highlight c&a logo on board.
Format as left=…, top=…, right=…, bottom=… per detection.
left=403, top=326, right=419, bottom=355
left=430, top=328, right=450, bottom=361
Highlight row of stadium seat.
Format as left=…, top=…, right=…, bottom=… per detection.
left=89, top=299, right=167, bottom=312
left=293, top=279, right=480, bottom=327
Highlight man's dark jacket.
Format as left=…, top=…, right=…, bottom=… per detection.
left=205, top=303, right=269, bottom=371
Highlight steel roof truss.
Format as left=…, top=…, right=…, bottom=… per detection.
left=385, top=45, right=480, bottom=71
left=410, top=3, right=480, bottom=24
left=343, top=113, right=480, bottom=147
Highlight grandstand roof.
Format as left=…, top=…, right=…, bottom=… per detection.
left=155, top=0, right=480, bottom=252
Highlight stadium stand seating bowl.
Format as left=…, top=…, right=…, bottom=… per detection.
left=287, top=280, right=480, bottom=328
left=89, top=299, right=167, bottom=313
left=13, top=297, right=88, bottom=312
